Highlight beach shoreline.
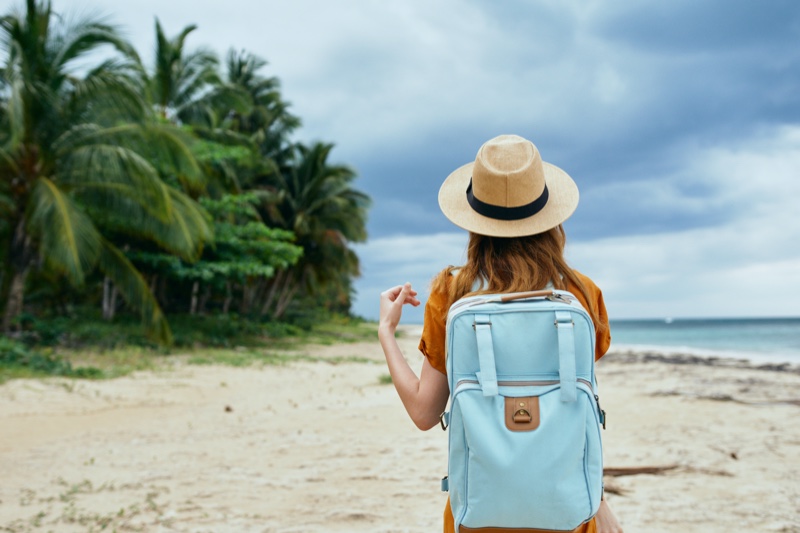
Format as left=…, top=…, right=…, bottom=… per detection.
left=607, top=346, right=800, bottom=374
left=1, top=325, right=798, bottom=532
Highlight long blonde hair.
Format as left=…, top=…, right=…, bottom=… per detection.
left=431, top=226, right=605, bottom=333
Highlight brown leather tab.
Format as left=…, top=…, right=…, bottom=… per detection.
left=460, top=525, right=582, bottom=532
left=504, top=396, right=539, bottom=432
left=513, top=409, right=532, bottom=423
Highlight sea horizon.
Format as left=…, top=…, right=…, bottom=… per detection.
left=405, top=316, right=800, bottom=365
left=608, top=316, right=800, bottom=364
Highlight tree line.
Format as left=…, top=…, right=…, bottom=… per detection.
left=0, top=0, right=370, bottom=343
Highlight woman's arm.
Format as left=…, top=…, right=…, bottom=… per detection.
left=379, top=283, right=450, bottom=430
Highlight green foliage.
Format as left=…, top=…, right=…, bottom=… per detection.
left=0, top=1, right=213, bottom=342
left=0, top=310, right=378, bottom=383
left=0, top=1, right=370, bottom=343
left=0, top=337, right=102, bottom=381
left=17, top=309, right=306, bottom=350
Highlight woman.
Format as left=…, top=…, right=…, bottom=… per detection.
left=379, top=134, right=623, bottom=533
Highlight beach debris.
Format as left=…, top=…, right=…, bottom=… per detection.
left=599, top=466, right=681, bottom=498
left=607, top=351, right=800, bottom=374
left=710, top=445, right=740, bottom=461
left=652, top=390, right=800, bottom=407
left=606, top=464, right=734, bottom=478
left=602, top=481, right=626, bottom=496
left=680, top=466, right=734, bottom=477
left=224, top=405, right=233, bottom=412
left=603, top=465, right=678, bottom=477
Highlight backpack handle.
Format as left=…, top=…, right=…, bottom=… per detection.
left=499, top=290, right=554, bottom=302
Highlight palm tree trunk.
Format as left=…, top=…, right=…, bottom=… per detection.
left=3, top=219, right=34, bottom=332
left=102, top=276, right=112, bottom=319
left=109, top=284, right=118, bottom=320
left=190, top=280, right=200, bottom=315
left=240, top=281, right=251, bottom=315
left=260, top=269, right=285, bottom=317
left=252, top=278, right=266, bottom=312
left=222, top=282, right=233, bottom=314
left=2, top=268, right=30, bottom=332
left=102, top=276, right=120, bottom=320
left=273, top=271, right=298, bottom=319
left=198, top=283, right=211, bottom=315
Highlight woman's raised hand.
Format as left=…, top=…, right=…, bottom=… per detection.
left=379, top=283, right=420, bottom=335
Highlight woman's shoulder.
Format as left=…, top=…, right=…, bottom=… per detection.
left=566, top=269, right=606, bottom=308
left=571, top=269, right=601, bottom=292
left=430, top=265, right=459, bottom=295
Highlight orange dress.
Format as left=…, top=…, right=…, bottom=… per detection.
left=418, top=270, right=611, bottom=533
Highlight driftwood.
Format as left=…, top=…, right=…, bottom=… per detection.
left=603, top=465, right=679, bottom=477
left=602, top=481, right=626, bottom=495
left=601, top=464, right=734, bottom=497
left=607, top=350, right=800, bottom=374
left=652, top=390, right=800, bottom=407
left=600, top=465, right=678, bottom=497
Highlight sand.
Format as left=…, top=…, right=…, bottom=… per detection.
left=1, top=326, right=799, bottom=532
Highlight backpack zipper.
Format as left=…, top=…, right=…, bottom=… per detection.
left=455, top=378, right=606, bottom=428
left=456, top=378, right=592, bottom=390
left=448, top=290, right=577, bottom=314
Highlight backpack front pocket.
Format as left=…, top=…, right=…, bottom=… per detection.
left=452, top=385, right=595, bottom=531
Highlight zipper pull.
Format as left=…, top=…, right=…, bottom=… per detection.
left=595, top=394, right=607, bottom=429
left=547, top=292, right=576, bottom=304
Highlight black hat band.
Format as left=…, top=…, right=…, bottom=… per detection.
left=466, top=178, right=549, bottom=221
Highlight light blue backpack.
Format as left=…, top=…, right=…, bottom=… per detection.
left=440, top=289, right=606, bottom=532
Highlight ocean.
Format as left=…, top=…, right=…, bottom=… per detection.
left=609, top=317, right=800, bottom=364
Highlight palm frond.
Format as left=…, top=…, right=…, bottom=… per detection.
left=27, top=176, right=102, bottom=285
left=78, top=184, right=211, bottom=262
left=98, top=237, right=172, bottom=344
left=0, top=145, right=21, bottom=175
left=58, top=142, right=172, bottom=221
left=55, top=121, right=205, bottom=195
left=119, top=186, right=212, bottom=261
left=141, top=123, right=205, bottom=193
left=53, top=18, right=139, bottom=70
left=176, top=83, right=251, bottom=129
left=67, top=58, right=148, bottom=121
left=0, top=68, right=25, bottom=149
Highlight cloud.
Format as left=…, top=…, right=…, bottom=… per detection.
left=354, top=125, right=800, bottom=320
left=46, top=0, right=800, bottom=320
left=351, top=232, right=468, bottom=323
left=589, top=0, right=800, bottom=54
left=562, top=125, right=800, bottom=317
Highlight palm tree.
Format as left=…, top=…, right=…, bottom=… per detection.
left=224, top=49, right=300, bottom=164
left=261, top=142, right=370, bottom=318
left=185, top=49, right=300, bottom=197
left=0, top=0, right=212, bottom=341
left=150, top=20, right=248, bottom=128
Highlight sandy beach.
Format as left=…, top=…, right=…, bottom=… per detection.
left=1, top=326, right=799, bottom=532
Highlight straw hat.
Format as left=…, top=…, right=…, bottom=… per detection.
left=438, top=134, right=579, bottom=237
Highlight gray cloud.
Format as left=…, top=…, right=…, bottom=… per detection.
left=48, top=0, right=800, bottom=318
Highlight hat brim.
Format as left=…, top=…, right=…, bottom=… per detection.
left=438, top=161, right=579, bottom=237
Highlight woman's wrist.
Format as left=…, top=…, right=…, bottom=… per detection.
left=378, top=323, right=396, bottom=343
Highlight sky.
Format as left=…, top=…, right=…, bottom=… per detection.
left=39, top=0, right=800, bottom=321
